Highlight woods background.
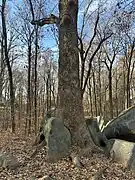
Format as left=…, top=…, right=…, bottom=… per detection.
left=0, top=0, right=134, bottom=135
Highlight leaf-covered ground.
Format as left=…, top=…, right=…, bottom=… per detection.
left=0, top=130, right=135, bottom=180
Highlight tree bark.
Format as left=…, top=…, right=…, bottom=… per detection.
left=115, top=67, right=118, bottom=116
left=108, top=69, right=113, bottom=119
left=98, top=56, right=102, bottom=116
left=26, top=44, right=32, bottom=134
left=2, top=0, right=15, bottom=132
left=58, top=0, right=89, bottom=145
left=0, top=37, right=5, bottom=103
left=88, top=77, right=93, bottom=117
left=34, top=28, right=38, bottom=134
left=126, top=39, right=135, bottom=108
left=46, top=73, right=49, bottom=112
left=92, top=69, right=98, bottom=116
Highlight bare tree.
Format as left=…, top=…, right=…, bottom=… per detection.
left=124, top=38, right=135, bottom=108
left=0, top=34, right=5, bottom=104
left=78, top=11, right=113, bottom=97
left=1, top=0, right=15, bottom=132
left=102, top=36, right=121, bottom=119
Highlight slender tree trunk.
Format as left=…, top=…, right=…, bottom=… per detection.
left=34, top=28, right=38, bottom=134
left=18, top=88, right=21, bottom=128
left=19, top=89, right=23, bottom=128
left=88, top=77, right=93, bottom=117
left=2, top=0, right=15, bottom=132
left=0, top=37, right=4, bottom=103
left=98, top=58, right=102, bottom=116
left=26, top=44, right=32, bottom=134
left=126, top=41, right=135, bottom=108
left=103, top=77, right=107, bottom=119
left=46, top=69, right=51, bottom=111
left=52, top=82, right=56, bottom=108
left=108, top=69, right=113, bottom=119
left=123, top=64, right=126, bottom=110
left=115, top=67, right=118, bottom=116
left=42, top=88, right=45, bottom=118
left=46, top=75, right=49, bottom=112
left=49, top=72, right=52, bottom=110
left=127, top=67, right=131, bottom=108
left=92, top=70, right=98, bottom=116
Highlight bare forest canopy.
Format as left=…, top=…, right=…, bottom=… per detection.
left=0, top=0, right=135, bottom=134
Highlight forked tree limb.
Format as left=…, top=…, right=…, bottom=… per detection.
left=82, top=33, right=113, bottom=96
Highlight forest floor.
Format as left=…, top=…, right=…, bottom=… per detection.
left=0, top=130, right=135, bottom=180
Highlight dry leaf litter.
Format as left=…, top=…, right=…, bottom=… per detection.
left=0, top=130, right=135, bottom=180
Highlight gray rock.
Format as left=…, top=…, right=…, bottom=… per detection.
left=110, top=139, right=135, bottom=170
left=103, top=105, right=135, bottom=142
left=85, top=117, right=109, bottom=155
left=0, top=153, right=19, bottom=170
left=40, top=108, right=56, bottom=132
left=42, top=117, right=71, bottom=162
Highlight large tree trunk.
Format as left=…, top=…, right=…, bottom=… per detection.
left=57, top=0, right=90, bottom=145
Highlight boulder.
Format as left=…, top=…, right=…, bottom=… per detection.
left=33, top=109, right=56, bottom=146
left=110, top=139, right=135, bottom=170
left=103, top=105, right=135, bottom=142
left=84, top=107, right=135, bottom=170
left=40, top=108, right=56, bottom=132
left=85, top=117, right=109, bottom=155
left=85, top=117, right=105, bottom=147
left=0, top=152, right=19, bottom=170
left=42, top=117, right=71, bottom=162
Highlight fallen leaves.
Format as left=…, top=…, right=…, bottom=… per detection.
left=0, top=130, right=135, bottom=180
